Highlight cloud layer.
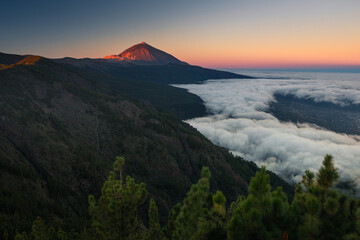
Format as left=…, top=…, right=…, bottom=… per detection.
left=175, top=71, right=360, bottom=186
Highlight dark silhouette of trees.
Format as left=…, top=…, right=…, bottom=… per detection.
left=10, top=155, right=360, bottom=240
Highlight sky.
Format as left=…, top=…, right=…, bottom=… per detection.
left=1, top=0, right=360, bottom=68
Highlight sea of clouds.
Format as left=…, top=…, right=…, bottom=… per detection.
left=174, top=71, right=360, bottom=186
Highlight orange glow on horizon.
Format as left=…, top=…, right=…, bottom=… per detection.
left=178, top=53, right=360, bottom=69
left=187, top=58, right=360, bottom=69
left=3, top=0, right=360, bottom=70
left=16, top=22, right=360, bottom=69
left=172, top=37, right=360, bottom=68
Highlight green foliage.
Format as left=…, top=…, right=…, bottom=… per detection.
left=57, top=229, right=67, bottom=240
left=324, top=196, right=339, bottom=215
left=146, top=198, right=166, bottom=240
left=291, top=155, right=358, bottom=240
left=8, top=154, right=360, bottom=240
left=298, top=196, right=321, bottom=240
left=302, top=170, right=315, bottom=191
left=163, top=203, right=181, bottom=239
left=227, top=155, right=359, bottom=240
left=248, top=166, right=271, bottom=199
left=171, top=166, right=212, bottom=240
left=31, top=217, right=47, bottom=240
left=170, top=167, right=228, bottom=240
left=227, top=166, right=288, bottom=240
left=212, top=191, right=226, bottom=217
left=195, top=190, right=227, bottom=240
left=88, top=157, right=147, bottom=240
left=227, top=195, right=244, bottom=217
left=317, top=154, right=339, bottom=190
left=14, top=232, right=29, bottom=240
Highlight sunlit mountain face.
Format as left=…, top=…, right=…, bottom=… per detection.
left=103, top=42, right=188, bottom=65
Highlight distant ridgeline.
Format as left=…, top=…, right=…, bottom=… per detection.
left=0, top=52, right=287, bottom=238
left=54, top=42, right=253, bottom=120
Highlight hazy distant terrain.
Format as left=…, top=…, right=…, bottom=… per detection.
left=268, top=93, right=360, bottom=135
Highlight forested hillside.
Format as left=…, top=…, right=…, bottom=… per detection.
left=7, top=155, right=360, bottom=240
left=0, top=54, right=290, bottom=238
left=54, top=57, right=253, bottom=119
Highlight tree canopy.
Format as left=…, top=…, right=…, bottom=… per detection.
left=6, top=154, right=360, bottom=240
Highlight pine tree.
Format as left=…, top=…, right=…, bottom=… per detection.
left=9, top=154, right=360, bottom=240
left=290, top=154, right=359, bottom=240
left=302, top=170, right=315, bottom=191
left=227, top=195, right=244, bottom=217
left=194, top=190, right=227, bottom=240
left=146, top=198, right=166, bottom=240
left=163, top=203, right=181, bottom=239
left=88, top=157, right=147, bottom=240
left=227, top=166, right=289, bottom=240
left=172, top=167, right=212, bottom=240
left=248, top=166, right=270, bottom=200
left=298, top=196, right=321, bottom=240
left=57, top=228, right=68, bottom=240
left=31, top=217, right=47, bottom=240
left=316, top=155, right=341, bottom=240
left=212, top=190, right=226, bottom=218
left=317, top=154, right=339, bottom=191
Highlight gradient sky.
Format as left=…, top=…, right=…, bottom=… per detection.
left=1, top=0, right=360, bottom=68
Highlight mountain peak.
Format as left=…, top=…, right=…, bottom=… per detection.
left=103, top=42, right=188, bottom=65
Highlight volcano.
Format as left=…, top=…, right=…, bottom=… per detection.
left=103, top=42, right=188, bottom=65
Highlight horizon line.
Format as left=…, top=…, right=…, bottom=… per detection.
left=1, top=50, right=360, bottom=71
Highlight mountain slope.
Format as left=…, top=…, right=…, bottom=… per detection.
left=0, top=52, right=27, bottom=66
left=0, top=53, right=291, bottom=236
left=55, top=43, right=253, bottom=119
left=56, top=60, right=208, bottom=119
left=56, top=57, right=252, bottom=85
left=104, top=42, right=187, bottom=65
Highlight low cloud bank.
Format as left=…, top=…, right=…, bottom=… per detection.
left=174, top=71, right=360, bottom=186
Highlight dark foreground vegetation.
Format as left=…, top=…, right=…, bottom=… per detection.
left=5, top=154, right=359, bottom=240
